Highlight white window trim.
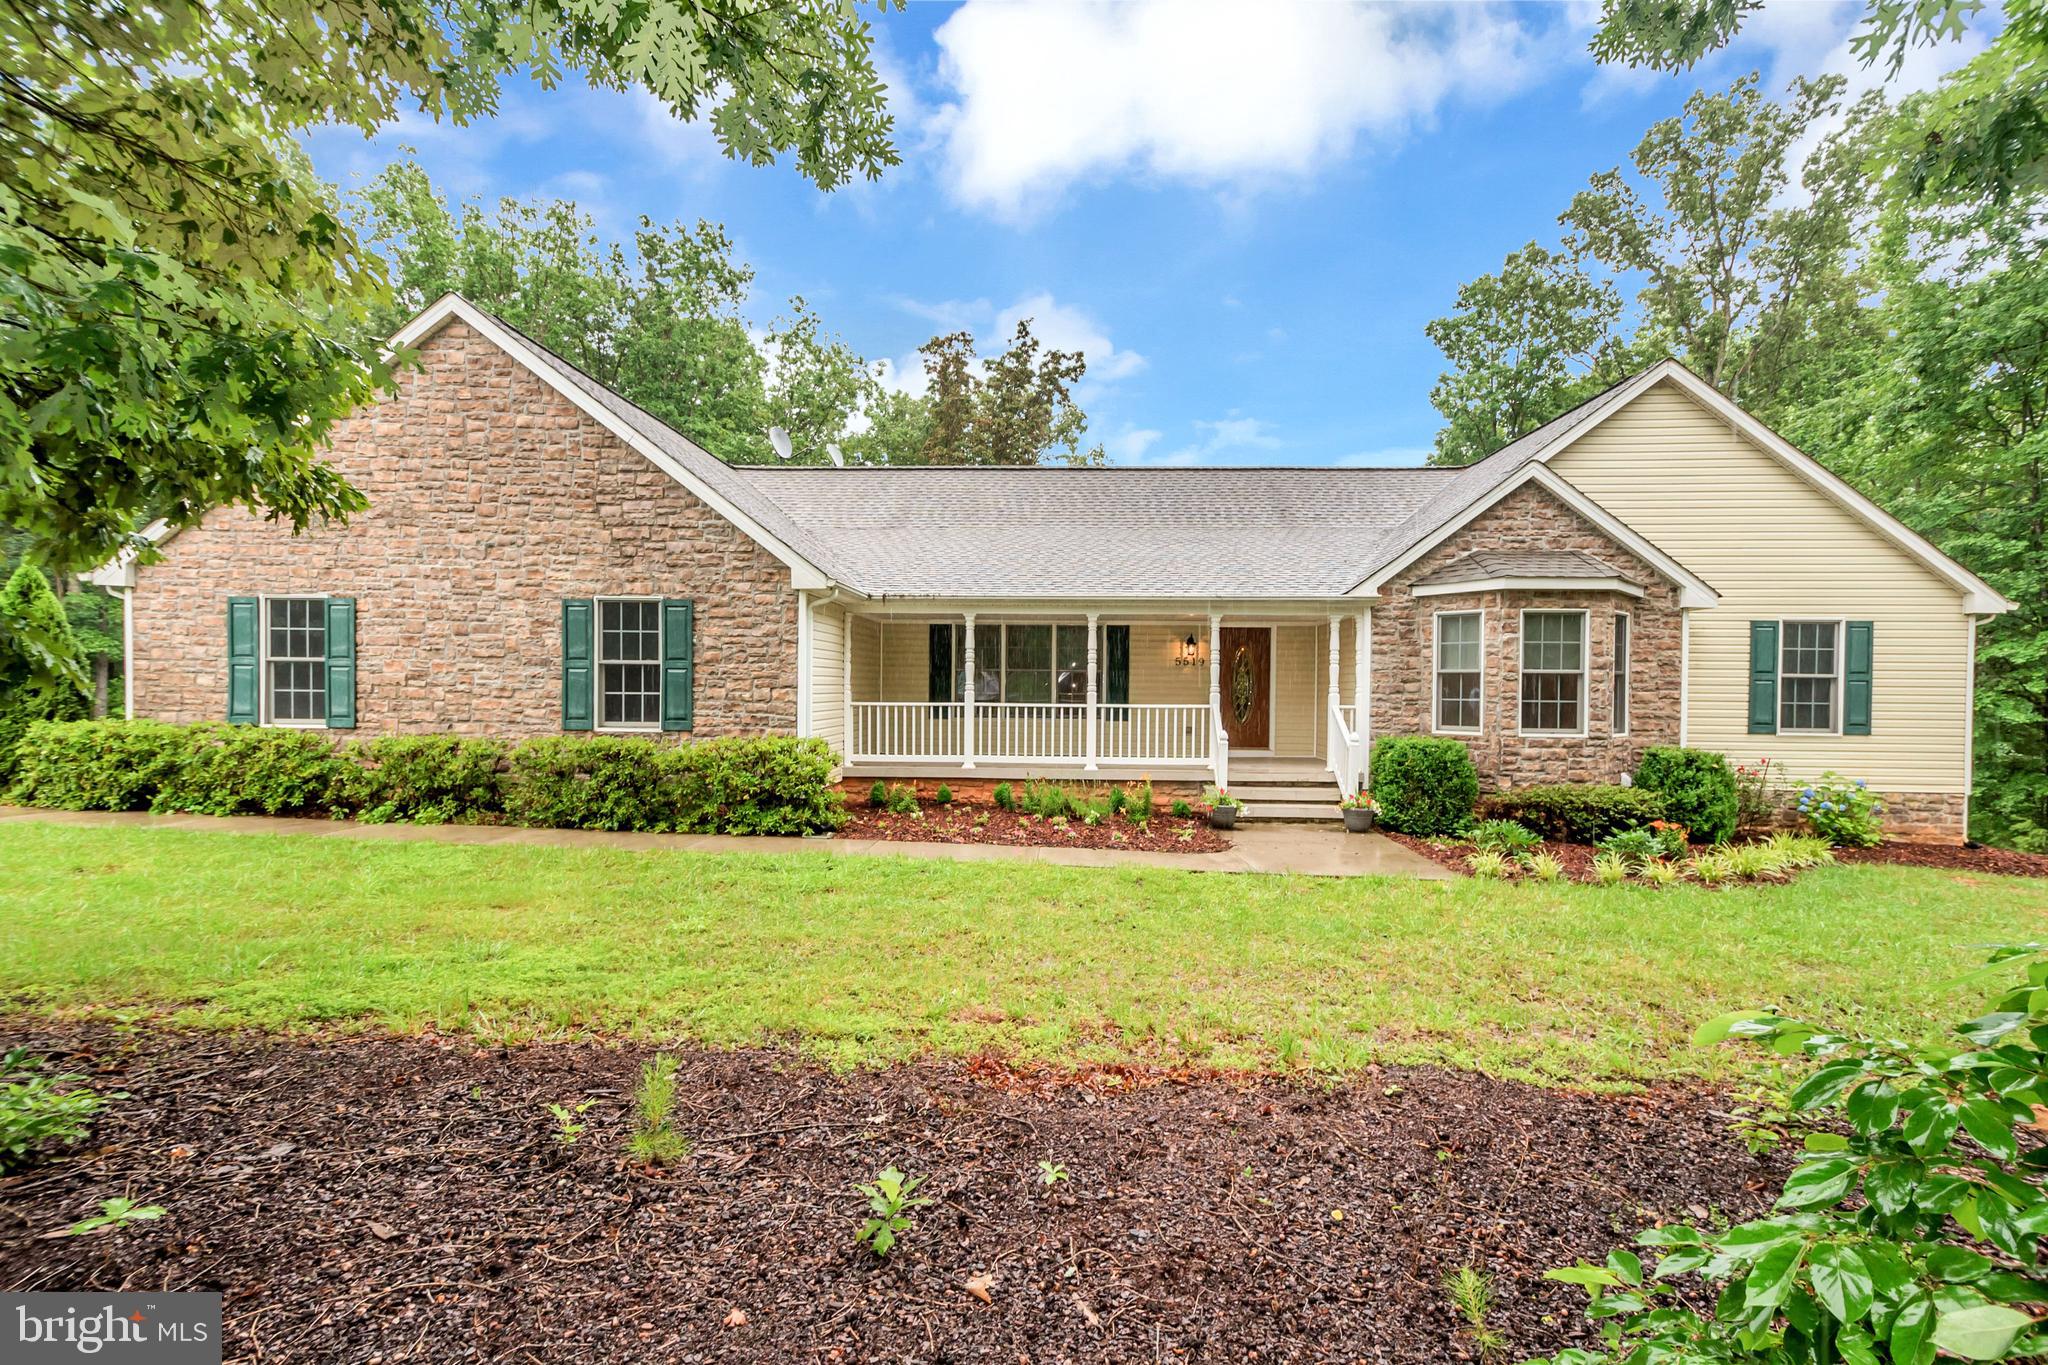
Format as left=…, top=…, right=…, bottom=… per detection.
left=1517, top=607, right=1590, bottom=738
left=946, top=622, right=1095, bottom=706
left=1430, top=609, right=1485, bottom=736
left=595, top=595, right=663, bottom=733
left=1612, top=610, right=1631, bottom=737
left=258, top=593, right=328, bottom=729
left=1776, top=617, right=1847, bottom=737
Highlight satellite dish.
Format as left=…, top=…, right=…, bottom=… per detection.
left=768, top=426, right=793, bottom=461
left=826, top=442, right=845, bottom=468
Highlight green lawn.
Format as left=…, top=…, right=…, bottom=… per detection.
left=0, top=820, right=2040, bottom=1086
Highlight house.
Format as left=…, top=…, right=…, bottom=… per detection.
left=89, top=295, right=2015, bottom=839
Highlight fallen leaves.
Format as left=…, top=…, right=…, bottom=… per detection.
left=962, top=1272, right=995, bottom=1304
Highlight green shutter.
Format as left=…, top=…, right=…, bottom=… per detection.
left=227, top=597, right=259, bottom=724
left=1748, top=620, right=1779, bottom=735
left=561, top=599, right=594, bottom=731
left=1105, top=625, right=1130, bottom=720
left=660, top=599, right=694, bottom=732
left=928, top=623, right=953, bottom=703
left=323, top=597, right=356, bottom=729
left=1844, top=620, right=1874, bottom=735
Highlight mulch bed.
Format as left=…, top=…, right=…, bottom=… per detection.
left=842, top=804, right=1231, bottom=853
left=1835, top=840, right=2048, bottom=879
left=1385, top=831, right=2048, bottom=883
left=0, top=1023, right=1784, bottom=1363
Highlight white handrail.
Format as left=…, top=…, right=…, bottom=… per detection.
left=849, top=702, right=964, bottom=761
left=1211, top=700, right=1230, bottom=792
left=1096, top=703, right=1211, bottom=764
left=1328, top=700, right=1364, bottom=797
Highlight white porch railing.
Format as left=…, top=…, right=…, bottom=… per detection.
left=852, top=702, right=964, bottom=761
left=976, top=702, right=1088, bottom=762
left=848, top=701, right=1215, bottom=768
left=1327, top=701, right=1366, bottom=797
left=1097, top=704, right=1211, bottom=764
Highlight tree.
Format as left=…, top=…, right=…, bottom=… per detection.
left=1423, top=74, right=1884, bottom=463
left=1591, top=0, right=2047, bottom=204
left=760, top=297, right=883, bottom=465
left=0, top=562, right=87, bottom=781
left=1, top=0, right=899, bottom=580
left=1423, top=244, right=1632, bottom=465
left=356, top=158, right=774, bottom=462
left=1771, top=186, right=2048, bottom=850
left=894, top=321, right=1106, bottom=467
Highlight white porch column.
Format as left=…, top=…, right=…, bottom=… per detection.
left=1084, top=612, right=1100, bottom=771
left=1326, top=613, right=1343, bottom=715
left=841, top=612, right=855, bottom=762
left=796, top=591, right=813, bottom=739
left=1355, top=607, right=1372, bottom=786
left=1208, top=612, right=1225, bottom=788
left=961, top=612, right=977, bottom=768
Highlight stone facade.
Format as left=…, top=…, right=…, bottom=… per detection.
left=129, top=320, right=798, bottom=738
left=1370, top=482, right=1685, bottom=789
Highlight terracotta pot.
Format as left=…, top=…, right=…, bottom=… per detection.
left=1209, top=805, right=1239, bottom=830
left=1342, top=807, right=1375, bottom=834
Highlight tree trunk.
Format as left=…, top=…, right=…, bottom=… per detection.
left=92, top=654, right=109, bottom=719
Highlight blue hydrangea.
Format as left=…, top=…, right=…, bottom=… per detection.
left=1854, top=779, right=1867, bottom=789
left=1802, top=787, right=1816, bottom=799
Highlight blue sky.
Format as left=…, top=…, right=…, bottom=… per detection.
left=304, top=1, right=1982, bottom=468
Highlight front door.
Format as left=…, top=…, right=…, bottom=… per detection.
left=1218, top=627, right=1271, bottom=750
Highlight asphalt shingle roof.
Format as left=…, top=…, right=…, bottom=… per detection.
left=493, top=303, right=1655, bottom=601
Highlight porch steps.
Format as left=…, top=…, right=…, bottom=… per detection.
left=1227, top=759, right=1345, bottom=824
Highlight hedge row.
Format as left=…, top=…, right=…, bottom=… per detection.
left=9, top=721, right=845, bottom=836
left=1369, top=736, right=1742, bottom=843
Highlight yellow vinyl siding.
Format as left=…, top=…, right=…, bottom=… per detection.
left=1548, top=382, right=1971, bottom=792
left=808, top=600, right=846, bottom=754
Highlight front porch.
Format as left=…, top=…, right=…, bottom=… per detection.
left=812, top=605, right=1372, bottom=797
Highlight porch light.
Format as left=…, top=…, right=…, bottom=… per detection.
left=1175, top=633, right=1203, bottom=667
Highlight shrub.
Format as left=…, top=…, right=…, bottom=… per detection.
left=1, top=1048, right=105, bottom=1172
left=868, top=780, right=888, bottom=808
left=504, top=735, right=679, bottom=831
left=1732, top=757, right=1783, bottom=834
left=1596, top=827, right=1668, bottom=869
left=1368, top=736, right=1478, bottom=836
left=871, top=781, right=919, bottom=817
left=1532, top=944, right=2048, bottom=1365
left=1591, top=851, right=1628, bottom=885
left=155, top=724, right=350, bottom=816
left=991, top=782, right=1015, bottom=811
left=338, top=735, right=507, bottom=824
left=1635, top=859, right=1682, bottom=887
left=1468, top=818, right=1541, bottom=858
left=1630, top=747, right=1738, bottom=844
left=10, top=719, right=190, bottom=810
left=671, top=737, right=845, bottom=835
left=1475, top=783, right=1667, bottom=843
left=1124, top=779, right=1154, bottom=824
left=1019, top=778, right=1076, bottom=820
left=1170, top=797, right=1193, bottom=819
left=1523, top=851, right=1565, bottom=882
left=1795, top=771, right=1885, bottom=847
left=933, top=783, right=952, bottom=806
left=1466, top=849, right=1510, bottom=880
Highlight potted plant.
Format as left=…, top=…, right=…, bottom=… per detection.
left=1203, top=785, right=1242, bottom=830
left=1340, top=791, right=1376, bottom=833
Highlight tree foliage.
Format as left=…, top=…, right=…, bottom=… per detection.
left=1534, top=943, right=2048, bottom=1364
left=1591, top=0, right=2045, bottom=205
left=901, top=322, right=1106, bottom=467
left=1, top=0, right=899, bottom=577
left=1425, top=74, right=1882, bottom=465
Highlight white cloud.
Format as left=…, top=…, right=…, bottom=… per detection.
left=927, top=0, right=1549, bottom=219
left=1104, top=426, right=1164, bottom=463
left=1133, top=414, right=1283, bottom=466
left=880, top=290, right=1145, bottom=389
left=632, top=88, right=729, bottom=170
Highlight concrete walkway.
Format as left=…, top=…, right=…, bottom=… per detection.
left=0, top=806, right=1450, bottom=879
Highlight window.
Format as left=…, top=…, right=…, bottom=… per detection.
left=1519, top=610, right=1586, bottom=734
left=598, top=598, right=662, bottom=728
left=1433, top=612, right=1482, bottom=732
left=265, top=597, right=325, bottom=724
left=1612, top=613, right=1631, bottom=736
left=943, top=623, right=1102, bottom=704
left=1780, top=620, right=1839, bottom=733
